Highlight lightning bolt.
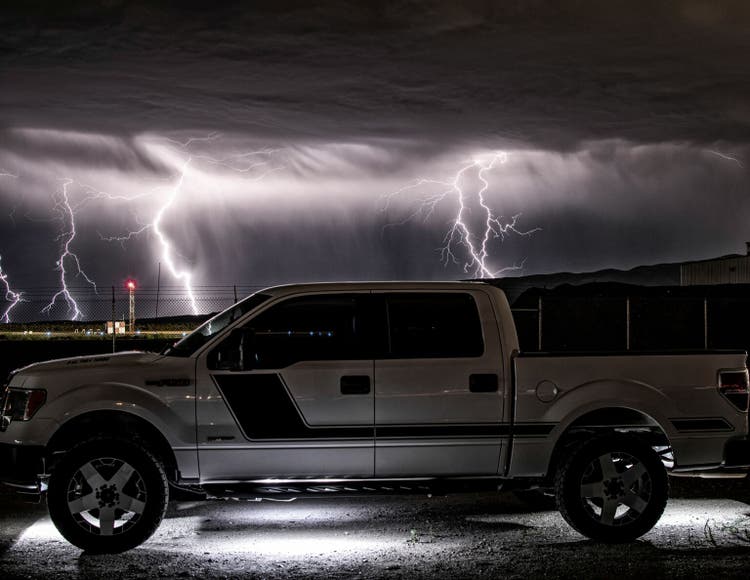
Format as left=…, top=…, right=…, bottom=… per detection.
left=99, top=136, right=284, bottom=315
left=148, top=157, right=198, bottom=313
left=0, top=255, right=23, bottom=323
left=41, top=179, right=100, bottom=320
left=705, top=149, right=744, bottom=168
left=164, top=131, right=222, bottom=149
left=93, top=160, right=198, bottom=314
left=383, top=151, right=540, bottom=278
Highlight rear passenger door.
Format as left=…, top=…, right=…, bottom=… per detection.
left=373, top=290, right=505, bottom=477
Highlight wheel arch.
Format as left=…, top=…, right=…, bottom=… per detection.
left=546, top=406, right=672, bottom=483
left=46, top=410, right=179, bottom=482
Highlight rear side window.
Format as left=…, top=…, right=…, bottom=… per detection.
left=386, top=293, right=484, bottom=358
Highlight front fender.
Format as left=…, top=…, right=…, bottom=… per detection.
left=41, top=382, right=196, bottom=449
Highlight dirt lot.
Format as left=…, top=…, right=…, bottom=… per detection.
left=1, top=478, right=749, bottom=579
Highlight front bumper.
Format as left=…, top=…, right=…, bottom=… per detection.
left=0, top=442, right=47, bottom=493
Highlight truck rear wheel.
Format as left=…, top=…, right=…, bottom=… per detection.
left=555, top=434, right=668, bottom=542
left=47, top=436, right=169, bottom=553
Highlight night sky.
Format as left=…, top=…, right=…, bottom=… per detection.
left=1, top=1, right=749, bottom=311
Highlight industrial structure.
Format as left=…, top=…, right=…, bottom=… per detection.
left=680, top=243, right=750, bottom=286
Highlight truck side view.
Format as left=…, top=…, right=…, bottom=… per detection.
left=1, top=282, right=749, bottom=552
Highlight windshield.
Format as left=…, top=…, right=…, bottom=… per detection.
left=162, top=293, right=272, bottom=357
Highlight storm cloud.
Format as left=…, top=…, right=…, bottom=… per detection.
left=1, top=0, right=749, bottom=314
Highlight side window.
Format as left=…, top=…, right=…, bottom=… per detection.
left=386, top=293, right=484, bottom=358
left=210, top=294, right=367, bottom=370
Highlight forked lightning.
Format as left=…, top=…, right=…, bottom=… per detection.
left=0, top=255, right=23, bottom=323
left=384, top=151, right=539, bottom=278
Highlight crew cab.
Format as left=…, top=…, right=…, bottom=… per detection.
left=1, top=281, right=749, bottom=552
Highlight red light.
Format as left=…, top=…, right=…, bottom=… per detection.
left=126, top=280, right=136, bottom=290
left=719, top=369, right=749, bottom=412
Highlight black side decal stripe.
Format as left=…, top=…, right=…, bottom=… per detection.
left=377, top=425, right=502, bottom=438
left=213, top=373, right=556, bottom=441
left=376, top=423, right=556, bottom=438
left=214, top=374, right=373, bottom=439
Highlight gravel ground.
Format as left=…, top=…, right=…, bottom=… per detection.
left=1, top=478, right=749, bottom=579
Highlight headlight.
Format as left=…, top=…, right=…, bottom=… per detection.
left=2, top=388, right=47, bottom=422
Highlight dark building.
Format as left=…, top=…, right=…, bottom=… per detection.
left=680, top=243, right=750, bottom=286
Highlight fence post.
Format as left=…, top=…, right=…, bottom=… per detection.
left=704, top=297, right=708, bottom=350
left=111, top=286, right=116, bottom=354
left=537, top=296, right=543, bottom=352
left=626, top=297, right=631, bottom=351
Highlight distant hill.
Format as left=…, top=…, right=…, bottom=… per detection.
left=489, top=260, right=684, bottom=302
left=490, top=252, right=750, bottom=302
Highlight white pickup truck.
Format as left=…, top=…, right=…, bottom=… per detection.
left=1, top=282, right=749, bottom=553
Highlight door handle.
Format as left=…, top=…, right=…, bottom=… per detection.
left=469, top=373, right=498, bottom=393
left=340, top=375, right=371, bottom=395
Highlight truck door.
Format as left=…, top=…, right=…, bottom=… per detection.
left=373, top=290, right=505, bottom=477
left=195, top=292, right=374, bottom=481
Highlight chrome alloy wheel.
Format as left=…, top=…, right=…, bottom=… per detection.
left=579, top=451, right=652, bottom=526
left=66, top=457, right=148, bottom=536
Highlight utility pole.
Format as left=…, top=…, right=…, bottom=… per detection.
left=127, top=279, right=136, bottom=333
left=155, top=262, right=161, bottom=320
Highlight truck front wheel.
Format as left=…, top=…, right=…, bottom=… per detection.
left=555, top=434, right=668, bottom=542
left=47, top=436, right=169, bottom=553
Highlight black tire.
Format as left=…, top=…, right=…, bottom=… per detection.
left=47, top=436, right=169, bottom=553
left=555, top=434, right=668, bottom=543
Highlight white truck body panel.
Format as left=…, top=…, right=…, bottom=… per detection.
left=512, top=353, right=748, bottom=476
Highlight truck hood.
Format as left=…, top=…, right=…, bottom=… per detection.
left=13, top=351, right=164, bottom=376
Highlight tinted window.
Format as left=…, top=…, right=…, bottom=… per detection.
left=245, top=294, right=367, bottom=368
left=386, top=293, right=483, bottom=358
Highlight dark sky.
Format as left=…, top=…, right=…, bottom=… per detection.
left=1, top=0, right=749, bottom=316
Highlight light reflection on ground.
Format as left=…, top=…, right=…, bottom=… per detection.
left=15, top=497, right=750, bottom=550
left=4, top=492, right=750, bottom=578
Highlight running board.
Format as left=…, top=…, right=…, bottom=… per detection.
left=201, top=478, right=505, bottom=500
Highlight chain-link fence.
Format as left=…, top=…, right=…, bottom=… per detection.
left=0, top=285, right=267, bottom=328
left=512, top=293, right=750, bottom=353
left=5, top=284, right=750, bottom=355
